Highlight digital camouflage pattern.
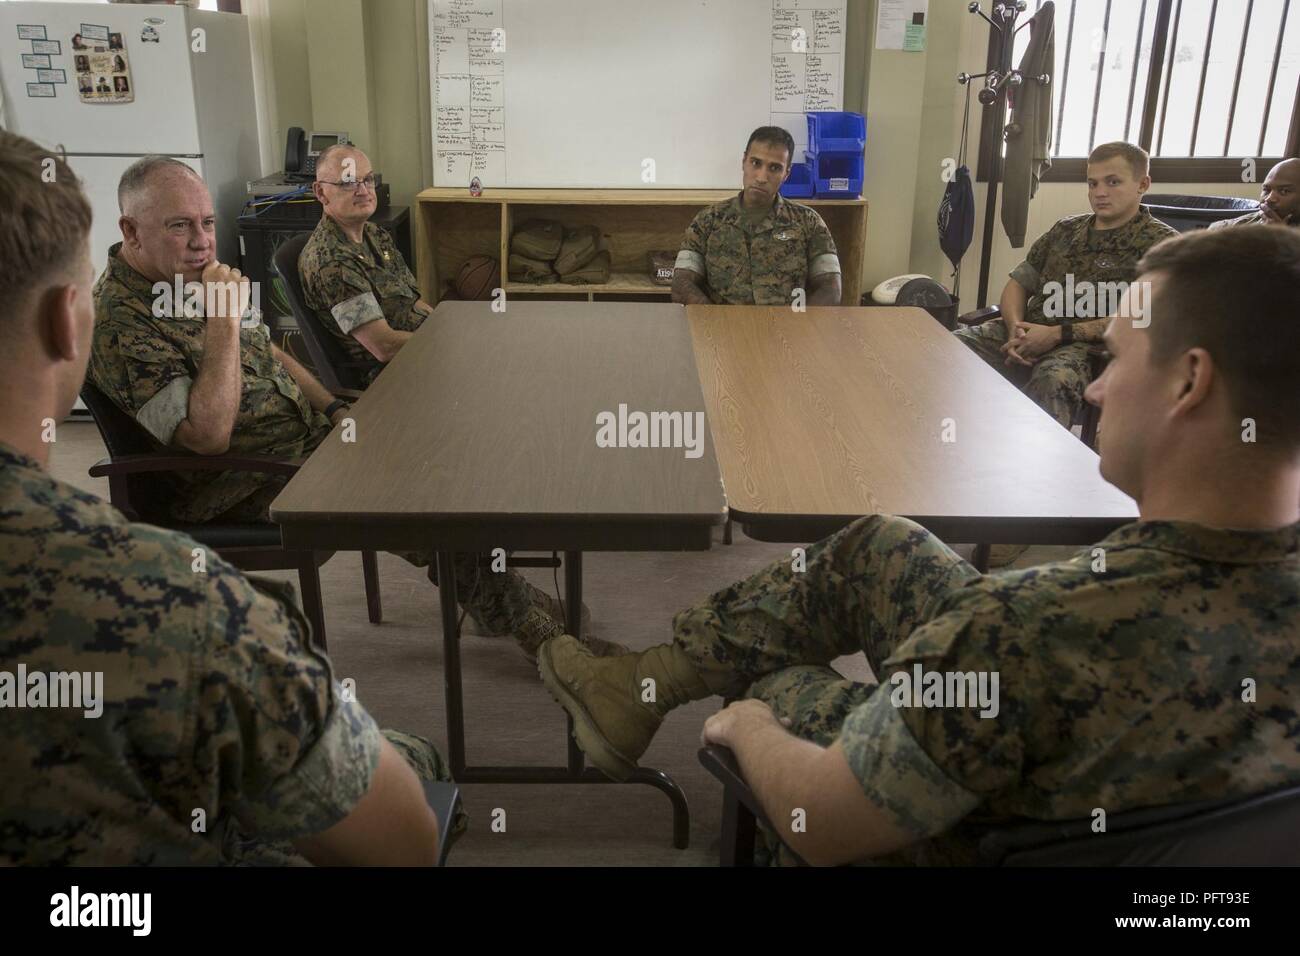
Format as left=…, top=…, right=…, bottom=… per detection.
left=227, top=729, right=466, bottom=866
left=0, top=442, right=456, bottom=865
left=86, top=247, right=543, bottom=639
left=87, top=242, right=566, bottom=652
left=88, top=243, right=331, bottom=524
left=675, top=192, right=840, bottom=305
left=952, top=323, right=1097, bottom=428
left=1001, top=207, right=1178, bottom=328
left=954, top=208, right=1177, bottom=427
left=1208, top=209, right=1268, bottom=230
left=673, top=513, right=1300, bottom=865
left=299, top=216, right=427, bottom=386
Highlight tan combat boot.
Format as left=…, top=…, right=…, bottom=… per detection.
left=465, top=580, right=593, bottom=638
left=514, top=607, right=629, bottom=666
left=537, top=638, right=710, bottom=781
left=523, top=581, right=593, bottom=635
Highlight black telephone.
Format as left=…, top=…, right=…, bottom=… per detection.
left=284, top=127, right=349, bottom=181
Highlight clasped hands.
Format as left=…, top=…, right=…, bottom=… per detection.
left=1000, top=321, right=1062, bottom=368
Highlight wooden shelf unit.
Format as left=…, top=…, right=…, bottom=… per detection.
left=414, top=188, right=868, bottom=305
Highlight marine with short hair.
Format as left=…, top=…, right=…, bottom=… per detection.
left=954, top=141, right=1178, bottom=429
left=540, top=223, right=1300, bottom=866
left=87, top=154, right=619, bottom=662
left=299, top=144, right=428, bottom=386
left=673, top=126, right=842, bottom=307
left=0, top=130, right=456, bottom=866
left=1209, top=157, right=1300, bottom=229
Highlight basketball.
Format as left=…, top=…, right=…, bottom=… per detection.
left=456, top=255, right=500, bottom=300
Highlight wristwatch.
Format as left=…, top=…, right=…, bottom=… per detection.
left=1060, top=321, right=1074, bottom=346
left=324, top=399, right=351, bottom=420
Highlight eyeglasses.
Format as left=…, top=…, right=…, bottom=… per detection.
left=320, top=174, right=377, bottom=193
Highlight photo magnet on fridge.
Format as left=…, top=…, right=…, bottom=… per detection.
left=73, top=34, right=134, bottom=105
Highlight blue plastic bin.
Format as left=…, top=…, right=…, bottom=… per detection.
left=779, top=160, right=815, bottom=198
left=807, top=150, right=863, bottom=198
left=806, top=111, right=866, bottom=154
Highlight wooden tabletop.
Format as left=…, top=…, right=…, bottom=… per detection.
left=688, top=305, right=1138, bottom=544
left=272, top=301, right=726, bottom=553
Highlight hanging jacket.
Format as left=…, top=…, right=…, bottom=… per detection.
left=1000, top=1, right=1055, bottom=248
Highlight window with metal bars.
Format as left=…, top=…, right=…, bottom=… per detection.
left=978, top=0, right=1300, bottom=182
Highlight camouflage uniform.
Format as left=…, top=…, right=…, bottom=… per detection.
left=1208, top=210, right=1267, bottom=230
left=88, top=242, right=331, bottom=525
left=954, top=208, right=1177, bottom=428
left=675, top=192, right=840, bottom=305
left=86, top=244, right=552, bottom=641
left=299, top=216, right=426, bottom=386
left=672, top=512, right=1300, bottom=865
left=0, top=442, right=459, bottom=866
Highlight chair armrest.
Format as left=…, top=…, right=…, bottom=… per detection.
left=957, top=305, right=1001, bottom=326
left=421, top=780, right=463, bottom=866
left=699, top=745, right=810, bottom=866
left=699, top=744, right=759, bottom=810
left=1086, top=348, right=1111, bottom=376
left=89, top=453, right=302, bottom=480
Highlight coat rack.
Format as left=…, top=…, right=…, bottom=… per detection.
left=956, top=1, right=1051, bottom=308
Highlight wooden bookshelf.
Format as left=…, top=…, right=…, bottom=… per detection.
left=414, top=187, right=868, bottom=305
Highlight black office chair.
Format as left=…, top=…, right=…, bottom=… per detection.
left=421, top=780, right=464, bottom=867
left=80, top=381, right=383, bottom=651
left=273, top=232, right=375, bottom=394
left=698, top=744, right=807, bottom=866
left=699, top=744, right=1300, bottom=866
left=975, top=786, right=1300, bottom=865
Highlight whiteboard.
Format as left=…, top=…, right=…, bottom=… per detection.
left=429, top=0, right=846, bottom=188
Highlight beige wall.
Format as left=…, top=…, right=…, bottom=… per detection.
left=265, top=0, right=312, bottom=162
left=857, top=0, right=929, bottom=286
left=264, top=0, right=431, bottom=209
left=260, top=0, right=1265, bottom=298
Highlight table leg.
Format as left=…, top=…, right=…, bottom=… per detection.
left=437, top=550, right=467, bottom=776
left=434, top=548, right=690, bottom=849
left=563, top=550, right=585, bottom=775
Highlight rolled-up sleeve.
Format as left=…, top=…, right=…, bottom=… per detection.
left=838, top=594, right=1028, bottom=840
left=805, top=210, right=840, bottom=278
left=195, top=566, right=383, bottom=842
left=675, top=209, right=711, bottom=277
left=839, top=691, right=982, bottom=839
left=103, top=325, right=195, bottom=447
left=1009, top=224, right=1056, bottom=293
left=330, top=290, right=385, bottom=334
left=307, top=259, right=385, bottom=336
left=136, top=375, right=193, bottom=445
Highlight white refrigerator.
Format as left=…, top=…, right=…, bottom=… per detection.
left=0, top=1, right=263, bottom=276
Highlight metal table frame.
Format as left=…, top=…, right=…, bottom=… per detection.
left=435, top=548, right=690, bottom=848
